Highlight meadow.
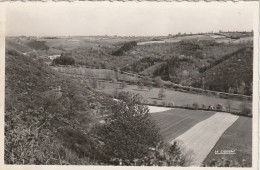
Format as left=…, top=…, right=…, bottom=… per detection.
left=100, top=81, right=251, bottom=113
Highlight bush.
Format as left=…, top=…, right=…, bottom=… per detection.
left=106, top=141, right=193, bottom=166
left=53, top=53, right=75, bottom=65
left=119, top=82, right=127, bottom=89
left=158, top=88, right=166, bottom=100
left=168, top=102, right=174, bottom=107
left=154, top=76, right=164, bottom=87
left=240, top=101, right=251, bottom=115
left=112, top=78, right=117, bottom=83
left=6, top=49, right=21, bottom=56
left=192, top=102, right=199, bottom=110
left=201, top=104, right=207, bottom=109
left=205, top=158, right=249, bottom=167
left=216, top=103, right=225, bottom=111
left=162, top=101, right=167, bottom=106
left=153, top=100, right=158, bottom=105
left=243, top=107, right=252, bottom=116
left=208, top=105, right=215, bottom=110
left=147, top=85, right=153, bottom=91
left=137, top=82, right=144, bottom=90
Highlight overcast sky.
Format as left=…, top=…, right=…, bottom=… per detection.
left=4, top=1, right=258, bottom=36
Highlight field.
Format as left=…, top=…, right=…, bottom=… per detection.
left=174, top=112, right=239, bottom=166
left=150, top=108, right=252, bottom=166
left=150, top=108, right=215, bottom=142
left=100, top=81, right=251, bottom=113
left=203, top=116, right=252, bottom=166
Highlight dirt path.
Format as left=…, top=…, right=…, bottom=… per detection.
left=147, top=105, right=173, bottom=113
left=171, top=112, right=239, bottom=166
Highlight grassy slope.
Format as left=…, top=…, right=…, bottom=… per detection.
left=6, top=38, right=33, bottom=53
left=203, top=116, right=252, bottom=166
left=150, top=109, right=216, bottom=142
left=5, top=49, right=116, bottom=164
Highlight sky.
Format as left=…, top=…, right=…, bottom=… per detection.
left=4, top=1, right=258, bottom=36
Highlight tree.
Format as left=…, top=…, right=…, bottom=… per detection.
left=113, top=88, right=118, bottom=98
left=137, top=82, right=144, bottom=90
left=158, top=88, right=166, bottom=100
left=155, top=76, right=164, bottom=88
left=225, top=100, right=232, bottom=112
left=228, top=87, right=235, bottom=94
left=142, top=76, right=151, bottom=86
left=52, top=52, right=75, bottom=65
left=237, top=81, right=246, bottom=95
left=147, top=85, right=153, bottom=91
left=162, top=101, right=167, bottom=106
left=240, top=100, right=251, bottom=115
left=216, top=103, right=225, bottom=111
left=93, top=92, right=161, bottom=161
left=90, top=79, right=98, bottom=89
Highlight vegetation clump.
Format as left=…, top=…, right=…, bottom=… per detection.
left=52, top=52, right=75, bottom=65
left=112, top=41, right=137, bottom=56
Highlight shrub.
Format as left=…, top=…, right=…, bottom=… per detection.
left=106, top=141, right=193, bottom=166
left=243, top=107, right=252, bottom=116
left=168, top=102, right=174, bottom=107
left=239, top=101, right=251, bottom=115
left=192, top=102, right=199, bottom=110
left=6, top=49, right=21, bottom=56
left=216, top=103, right=225, bottom=111
left=89, top=79, right=98, bottom=89
left=162, top=101, right=167, bottom=106
left=137, top=82, right=144, bottom=90
left=112, top=41, right=137, bottom=56
left=113, top=88, right=118, bottom=98
left=119, top=82, right=127, bottom=89
left=158, top=88, right=166, bottom=100
left=147, top=85, right=153, bottom=91
left=208, top=105, right=215, bottom=110
left=112, top=78, right=117, bottom=83
left=53, top=53, right=75, bottom=65
left=154, top=76, right=164, bottom=87
left=205, top=158, right=249, bottom=167
left=201, top=104, right=207, bottom=109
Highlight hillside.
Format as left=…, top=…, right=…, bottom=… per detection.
left=5, top=48, right=162, bottom=165
left=5, top=49, right=117, bottom=164
left=122, top=41, right=253, bottom=95
left=6, top=38, right=32, bottom=53
left=202, top=47, right=253, bottom=95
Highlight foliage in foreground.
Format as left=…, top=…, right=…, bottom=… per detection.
left=107, top=141, right=193, bottom=166
left=91, top=92, right=161, bottom=161
left=204, top=158, right=249, bottom=167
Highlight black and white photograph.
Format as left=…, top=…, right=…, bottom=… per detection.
left=0, top=1, right=259, bottom=169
